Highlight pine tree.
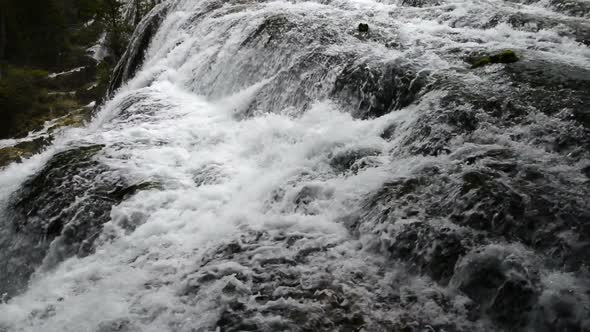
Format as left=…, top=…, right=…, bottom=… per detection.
left=97, top=0, right=132, bottom=60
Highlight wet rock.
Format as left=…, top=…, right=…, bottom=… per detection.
left=0, top=147, right=24, bottom=168
left=467, top=50, right=519, bottom=68
left=549, top=0, right=590, bottom=18
left=109, top=181, right=162, bottom=201
left=292, top=185, right=323, bottom=214
left=488, top=277, right=536, bottom=326
left=504, top=59, right=590, bottom=130
left=193, top=163, right=226, bottom=186
left=10, top=145, right=113, bottom=237
left=355, top=143, right=590, bottom=325
left=532, top=279, right=590, bottom=332
left=358, top=23, right=369, bottom=33
left=232, top=16, right=348, bottom=118
left=506, top=58, right=590, bottom=92
left=507, top=12, right=560, bottom=33
left=329, top=147, right=380, bottom=173
left=332, top=60, right=428, bottom=119
left=505, top=11, right=590, bottom=46
left=444, top=107, right=479, bottom=132
left=178, top=229, right=482, bottom=332
left=0, top=145, right=129, bottom=298
left=109, top=4, right=170, bottom=94
left=449, top=170, right=527, bottom=235
left=450, top=246, right=539, bottom=326
left=50, top=108, right=94, bottom=131
left=380, top=122, right=398, bottom=141
left=401, top=0, right=440, bottom=7
left=0, top=137, right=52, bottom=168
left=95, top=319, right=140, bottom=332
left=45, top=65, right=97, bottom=92
left=385, top=222, right=474, bottom=284
left=240, top=15, right=297, bottom=48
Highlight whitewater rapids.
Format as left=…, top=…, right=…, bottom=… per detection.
left=0, top=0, right=589, bottom=331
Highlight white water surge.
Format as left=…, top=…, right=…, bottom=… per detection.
left=0, top=0, right=589, bottom=330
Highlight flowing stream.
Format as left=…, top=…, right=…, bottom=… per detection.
left=0, top=0, right=589, bottom=331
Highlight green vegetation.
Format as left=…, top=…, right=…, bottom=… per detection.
left=468, top=50, right=520, bottom=69
left=0, top=67, right=49, bottom=137
left=0, top=137, right=52, bottom=168
left=0, top=0, right=156, bottom=140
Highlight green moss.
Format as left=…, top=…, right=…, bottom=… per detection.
left=0, top=137, right=52, bottom=168
left=0, top=83, right=85, bottom=139
left=70, top=21, right=105, bottom=48
left=472, top=57, right=492, bottom=68
left=51, top=108, right=92, bottom=130
left=0, top=67, right=50, bottom=138
left=0, top=147, right=25, bottom=168
left=468, top=50, right=520, bottom=68
left=491, top=50, right=519, bottom=64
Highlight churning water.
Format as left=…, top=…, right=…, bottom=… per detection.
left=0, top=0, right=589, bottom=331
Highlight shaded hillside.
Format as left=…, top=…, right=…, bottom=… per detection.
left=0, top=0, right=157, bottom=169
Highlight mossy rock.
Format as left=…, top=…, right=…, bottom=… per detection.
left=0, top=64, right=95, bottom=139
left=0, top=147, right=25, bottom=168
left=0, top=107, right=91, bottom=169
left=467, top=50, right=520, bottom=68
left=51, top=108, right=93, bottom=130
left=7, top=95, right=84, bottom=138
left=0, top=137, right=52, bottom=168
left=45, top=65, right=98, bottom=92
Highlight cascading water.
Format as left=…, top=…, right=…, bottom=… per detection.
left=0, top=0, right=589, bottom=330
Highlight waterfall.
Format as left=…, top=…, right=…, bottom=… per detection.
left=0, top=0, right=589, bottom=330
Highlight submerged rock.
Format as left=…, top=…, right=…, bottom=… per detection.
left=332, top=60, right=428, bottom=119
left=467, top=50, right=520, bottom=68
left=329, top=147, right=381, bottom=174
left=0, top=145, right=132, bottom=298
left=385, top=221, right=474, bottom=284
left=450, top=246, right=539, bottom=324
left=177, top=229, right=491, bottom=331
left=401, top=0, right=440, bottom=7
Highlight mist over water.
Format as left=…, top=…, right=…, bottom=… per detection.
left=1, top=0, right=589, bottom=330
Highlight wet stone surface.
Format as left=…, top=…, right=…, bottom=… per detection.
left=0, top=0, right=589, bottom=330
left=0, top=145, right=150, bottom=298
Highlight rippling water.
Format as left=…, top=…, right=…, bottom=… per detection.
left=0, top=0, right=589, bottom=330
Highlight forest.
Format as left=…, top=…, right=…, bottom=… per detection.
left=0, top=0, right=154, bottom=139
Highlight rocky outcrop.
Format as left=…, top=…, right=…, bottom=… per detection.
left=108, top=3, right=170, bottom=94
left=0, top=145, right=156, bottom=298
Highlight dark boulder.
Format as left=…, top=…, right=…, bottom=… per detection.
left=450, top=245, right=539, bottom=326
left=385, top=221, right=474, bottom=284
left=467, top=50, right=519, bottom=68
left=329, top=147, right=381, bottom=174
left=109, top=4, right=169, bottom=94
left=0, top=145, right=151, bottom=298
left=358, top=23, right=369, bottom=33
left=332, top=60, right=428, bottom=119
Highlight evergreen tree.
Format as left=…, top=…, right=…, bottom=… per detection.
left=97, top=0, right=132, bottom=60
